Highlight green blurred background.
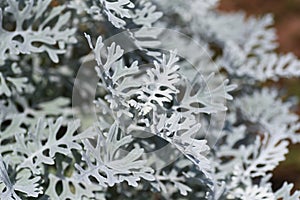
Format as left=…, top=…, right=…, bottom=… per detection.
left=219, top=0, right=300, bottom=191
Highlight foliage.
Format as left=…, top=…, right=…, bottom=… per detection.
left=0, top=0, right=300, bottom=199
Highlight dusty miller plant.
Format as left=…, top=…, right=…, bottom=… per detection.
left=0, top=0, right=300, bottom=199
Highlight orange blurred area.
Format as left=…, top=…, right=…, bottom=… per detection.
left=219, top=0, right=300, bottom=57
left=219, top=0, right=300, bottom=191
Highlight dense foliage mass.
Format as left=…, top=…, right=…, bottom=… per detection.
left=0, top=0, right=300, bottom=199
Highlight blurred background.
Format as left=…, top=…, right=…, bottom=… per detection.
left=219, top=0, right=300, bottom=191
